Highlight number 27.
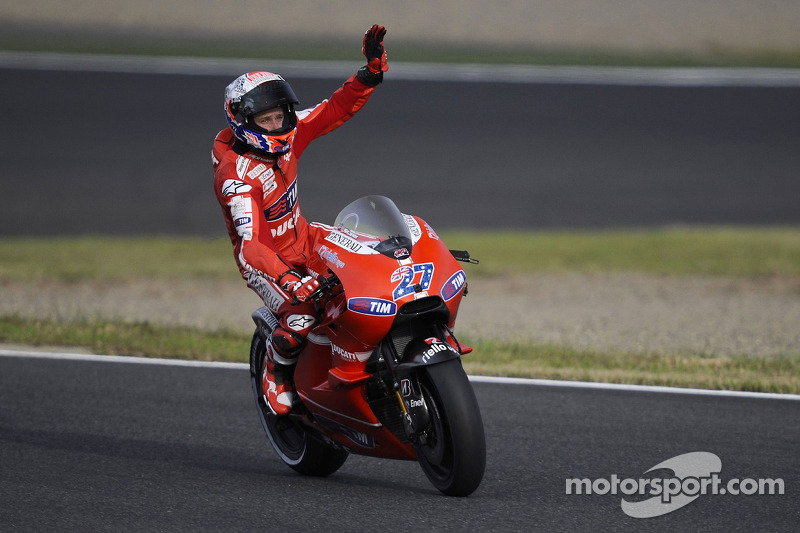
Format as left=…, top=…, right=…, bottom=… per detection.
left=391, top=263, right=434, bottom=300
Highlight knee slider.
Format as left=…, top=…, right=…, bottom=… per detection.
left=272, top=327, right=305, bottom=356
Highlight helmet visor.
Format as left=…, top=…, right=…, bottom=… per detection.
left=234, top=80, right=299, bottom=122
left=246, top=104, right=297, bottom=135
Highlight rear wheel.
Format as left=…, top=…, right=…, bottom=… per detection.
left=250, top=330, right=348, bottom=476
left=413, top=359, right=486, bottom=496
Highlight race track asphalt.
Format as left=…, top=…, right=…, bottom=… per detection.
left=1, top=353, right=798, bottom=532
left=1, top=65, right=799, bottom=236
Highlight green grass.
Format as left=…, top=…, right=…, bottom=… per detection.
left=445, top=227, right=800, bottom=278
left=460, top=339, right=800, bottom=394
left=2, top=316, right=797, bottom=394
left=0, top=316, right=248, bottom=362
left=0, top=236, right=236, bottom=282
left=2, top=227, right=799, bottom=282
left=2, top=228, right=799, bottom=393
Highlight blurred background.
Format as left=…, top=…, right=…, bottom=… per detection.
left=1, top=1, right=799, bottom=236
left=5, top=0, right=800, bottom=58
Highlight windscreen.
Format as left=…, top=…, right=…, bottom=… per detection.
left=333, top=196, right=413, bottom=258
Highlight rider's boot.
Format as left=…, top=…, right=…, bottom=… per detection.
left=261, top=303, right=316, bottom=416
left=261, top=338, right=297, bottom=416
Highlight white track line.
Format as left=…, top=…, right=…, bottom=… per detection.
left=2, top=51, right=800, bottom=87
left=2, top=348, right=798, bottom=401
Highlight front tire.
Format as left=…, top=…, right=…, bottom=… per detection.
left=250, top=330, right=348, bottom=477
left=414, top=359, right=486, bottom=496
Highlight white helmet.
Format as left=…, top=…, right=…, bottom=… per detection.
left=224, top=71, right=300, bottom=154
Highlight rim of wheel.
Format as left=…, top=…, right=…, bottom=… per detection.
left=253, top=373, right=307, bottom=461
left=416, top=379, right=454, bottom=481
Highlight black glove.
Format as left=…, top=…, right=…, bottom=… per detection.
left=357, top=24, right=388, bottom=86
left=363, top=24, right=388, bottom=73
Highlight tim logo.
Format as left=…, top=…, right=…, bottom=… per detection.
left=347, top=297, right=397, bottom=316
left=264, top=180, right=297, bottom=221
left=441, top=270, right=466, bottom=301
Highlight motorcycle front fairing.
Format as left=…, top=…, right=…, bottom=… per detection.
left=330, top=195, right=467, bottom=337
left=291, top=196, right=469, bottom=457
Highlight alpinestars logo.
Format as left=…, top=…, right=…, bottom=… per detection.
left=221, top=179, right=252, bottom=197
left=286, top=314, right=314, bottom=331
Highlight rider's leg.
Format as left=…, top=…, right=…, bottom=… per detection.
left=247, top=227, right=328, bottom=415
left=245, top=272, right=316, bottom=415
left=262, top=299, right=316, bottom=415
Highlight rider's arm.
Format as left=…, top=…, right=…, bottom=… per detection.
left=291, top=25, right=388, bottom=157
left=291, top=75, right=377, bottom=157
left=225, top=186, right=293, bottom=282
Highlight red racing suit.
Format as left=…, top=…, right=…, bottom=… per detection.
left=212, top=73, right=378, bottom=312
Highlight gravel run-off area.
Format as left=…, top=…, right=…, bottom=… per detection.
left=2, top=273, right=799, bottom=358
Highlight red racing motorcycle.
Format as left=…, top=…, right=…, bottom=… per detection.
left=249, top=195, right=485, bottom=496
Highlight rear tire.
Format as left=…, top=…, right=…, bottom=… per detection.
left=413, top=359, right=486, bottom=496
left=250, top=330, right=348, bottom=477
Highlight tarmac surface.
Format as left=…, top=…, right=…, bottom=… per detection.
left=2, top=353, right=797, bottom=531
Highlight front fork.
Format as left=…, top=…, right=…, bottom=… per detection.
left=380, top=331, right=462, bottom=442
left=392, top=371, right=431, bottom=440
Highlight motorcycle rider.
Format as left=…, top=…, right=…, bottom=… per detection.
left=212, top=25, right=389, bottom=416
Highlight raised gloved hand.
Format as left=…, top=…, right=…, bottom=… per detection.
left=278, top=271, right=321, bottom=303
left=362, top=24, right=388, bottom=73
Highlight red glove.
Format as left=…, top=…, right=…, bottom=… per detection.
left=362, top=24, right=388, bottom=73
left=278, top=271, right=321, bottom=303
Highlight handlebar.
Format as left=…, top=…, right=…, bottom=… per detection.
left=291, top=273, right=341, bottom=306
left=310, top=273, right=341, bottom=301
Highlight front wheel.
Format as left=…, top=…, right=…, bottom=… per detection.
left=414, top=359, right=486, bottom=496
left=250, top=330, right=348, bottom=477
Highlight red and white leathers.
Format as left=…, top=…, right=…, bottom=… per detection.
left=212, top=73, right=379, bottom=414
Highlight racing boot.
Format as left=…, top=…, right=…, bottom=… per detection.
left=261, top=303, right=316, bottom=416
left=261, top=341, right=296, bottom=416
